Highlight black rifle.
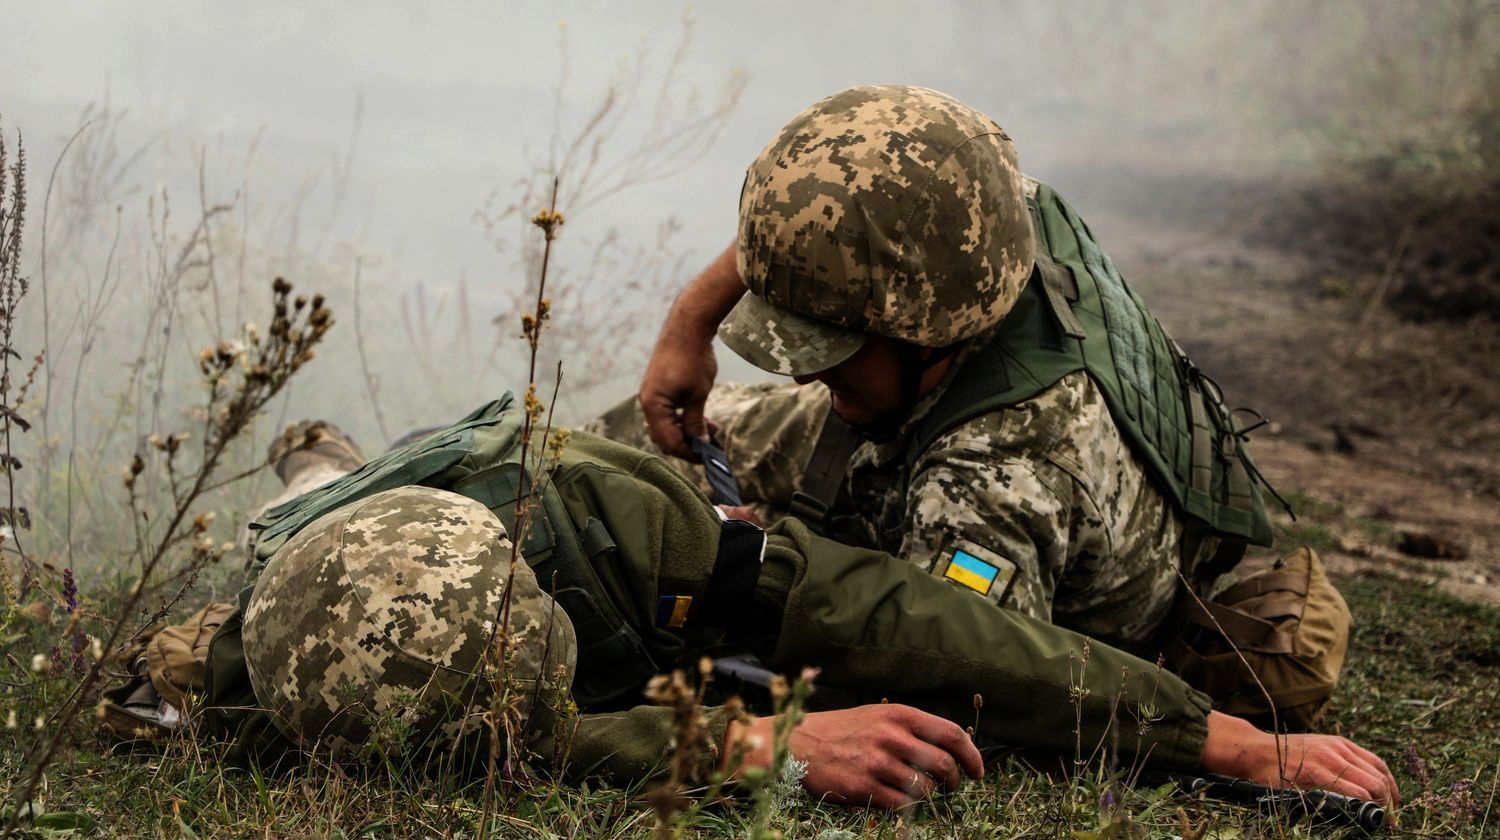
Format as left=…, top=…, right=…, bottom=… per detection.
left=1169, top=773, right=1387, bottom=834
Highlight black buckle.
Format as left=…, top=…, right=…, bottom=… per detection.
left=789, top=491, right=829, bottom=526
left=690, top=436, right=744, bottom=507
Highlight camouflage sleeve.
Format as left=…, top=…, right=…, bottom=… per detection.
left=897, top=372, right=1185, bottom=648
left=532, top=705, right=733, bottom=786
left=760, top=517, right=1213, bottom=771
left=897, top=405, right=1078, bottom=626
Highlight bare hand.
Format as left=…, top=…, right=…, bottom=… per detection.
left=640, top=332, right=717, bottom=460
left=639, top=241, right=744, bottom=460
left=1201, top=711, right=1399, bottom=809
left=727, top=704, right=983, bottom=810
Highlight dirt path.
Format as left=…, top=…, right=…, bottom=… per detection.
left=1081, top=195, right=1500, bottom=606
left=1254, top=437, right=1499, bottom=605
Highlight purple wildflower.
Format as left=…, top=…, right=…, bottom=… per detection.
left=1442, top=779, right=1482, bottom=826
left=1403, top=744, right=1431, bottom=792
left=61, top=567, right=77, bottom=613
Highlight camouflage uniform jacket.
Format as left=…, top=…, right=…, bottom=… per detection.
left=591, top=364, right=1188, bottom=654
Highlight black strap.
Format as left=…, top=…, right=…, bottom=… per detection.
left=699, top=517, right=767, bottom=630
left=691, top=436, right=744, bottom=507
left=789, top=405, right=862, bottom=533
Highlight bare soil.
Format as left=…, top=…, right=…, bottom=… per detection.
left=1076, top=174, right=1500, bottom=606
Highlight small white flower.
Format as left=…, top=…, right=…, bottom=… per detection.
left=29, top=654, right=49, bottom=674
left=5, top=709, right=16, bottom=729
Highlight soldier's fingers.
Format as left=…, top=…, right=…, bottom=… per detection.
left=1339, top=742, right=1398, bottom=808
left=876, top=759, right=938, bottom=801
left=902, top=709, right=983, bottom=778
left=893, top=737, right=963, bottom=792
left=681, top=399, right=709, bottom=442
left=1319, top=762, right=1387, bottom=805
left=863, top=784, right=917, bottom=812
left=641, top=395, right=691, bottom=458
left=1303, top=766, right=1375, bottom=804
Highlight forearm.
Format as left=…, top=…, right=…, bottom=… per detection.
left=657, top=240, right=745, bottom=345
left=532, top=705, right=735, bottom=785
left=752, top=519, right=1212, bottom=770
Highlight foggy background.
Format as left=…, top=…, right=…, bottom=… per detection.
left=2, top=0, right=1492, bottom=562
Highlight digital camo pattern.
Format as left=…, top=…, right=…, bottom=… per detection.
left=722, top=85, right=1036, bottom=375
left=882, top=371, right=1185, bottom=647
left=581, top=381, right=833, bottom=528
left=243, top=486, right=577, bottom=751
left=594, top=373, right=1186, bottom=651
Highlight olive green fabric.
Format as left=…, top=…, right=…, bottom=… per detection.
left=208, top=395, right=1214, bottom=783
left=910, top=181, right=1274, bottom=548
left=758, top=519, right=1213, bottom=769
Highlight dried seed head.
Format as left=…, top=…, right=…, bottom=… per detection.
left=272, top=277, right=292, bottom=295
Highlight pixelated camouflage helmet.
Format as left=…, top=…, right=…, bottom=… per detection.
left=243, top=486, right=576, bottom=753
left=720, top=85, right=1036, bottom=376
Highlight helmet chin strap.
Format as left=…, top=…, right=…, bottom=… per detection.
left=848, top=343, right=959, bottom=443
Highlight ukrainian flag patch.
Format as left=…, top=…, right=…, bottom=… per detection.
left=943, top=548, right=1003, bottom=595
left=656, top=595, right=693, bottom=629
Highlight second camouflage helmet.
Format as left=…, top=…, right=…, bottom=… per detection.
left=720, top=85, right=1035, bottom=376
left=242, top=486, right=576, bottom=752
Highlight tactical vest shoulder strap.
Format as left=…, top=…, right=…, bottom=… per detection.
left=789, top=407, right=862, bottom=534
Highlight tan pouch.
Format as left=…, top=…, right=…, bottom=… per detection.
left=145, top=601, right=237, bottom=710
left=1169, top=547, right=1350, bottom=730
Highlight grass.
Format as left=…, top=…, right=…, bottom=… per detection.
left=2, top=547, right=1497, bottom=837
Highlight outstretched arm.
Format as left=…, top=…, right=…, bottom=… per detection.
left=1199, top=710, right=1397, bottom=808
left=639, top=240, right=743, bottom=459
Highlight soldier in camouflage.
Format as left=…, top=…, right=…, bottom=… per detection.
left=627, top=84, right=1351, bottom=728
left=229, top=413, right=1393, bottom=810
left=208, top=84, right=1392, bottom=811
left=619, top=85, right=1193, bottom=654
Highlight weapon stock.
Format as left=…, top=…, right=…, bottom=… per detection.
left=1168, top=772, right=1387, bottom=834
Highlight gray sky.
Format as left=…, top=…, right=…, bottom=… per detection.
left=3, top=0, right=1447, bottom=429
left=1, top=1, right=1262, bottom=294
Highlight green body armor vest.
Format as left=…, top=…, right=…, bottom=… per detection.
left=229, top=394, right=673, bottom=713
left=908, top=181, right=1274, bottom=553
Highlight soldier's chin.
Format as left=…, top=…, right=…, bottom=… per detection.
left=829, top=392, right=878, bottom=426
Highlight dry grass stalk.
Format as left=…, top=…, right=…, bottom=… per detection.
left=475, top=178, right=565, bottom=840
left=2, top=275, right=332, bottom=837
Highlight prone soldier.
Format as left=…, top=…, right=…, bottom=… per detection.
left=189, top=400, right=1396, bottom=810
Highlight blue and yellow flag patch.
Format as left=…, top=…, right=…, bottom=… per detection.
left=656, top=595, right=693, bottom=629
left=943, top=548, right=1002, bottom=594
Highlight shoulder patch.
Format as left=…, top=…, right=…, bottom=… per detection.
left=940, top=541, right=1017, bottom=601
